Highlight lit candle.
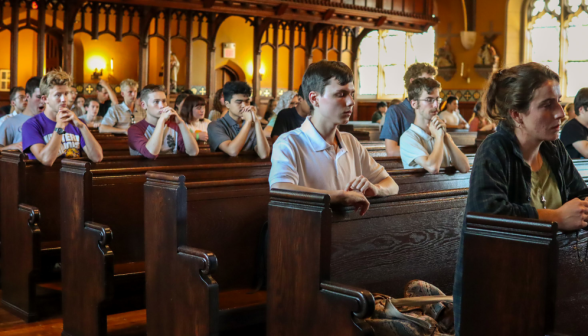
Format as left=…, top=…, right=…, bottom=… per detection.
left=461, top=62, right=464, bottom=77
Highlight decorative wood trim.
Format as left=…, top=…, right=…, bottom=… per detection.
left=10, top=0, right=19, bottom=88
left=288, top=22, right=296, bottom=90
left=37, top=0, right=47, bottom=76
left=272, top=22, right=279, bottom=97
left=164, top=9, right=172, bottom=97
left=186, top=12, right=194, bottom=91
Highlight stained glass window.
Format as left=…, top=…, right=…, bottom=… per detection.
left=358, top=27, right=435, bottom=98
left=527, top=0, right=588, bottom=97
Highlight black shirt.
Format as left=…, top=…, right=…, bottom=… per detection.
left=560, top=118, right=588, bottom=158
left=371, top=111, right=382, bottom=123
left=98, top=100, right=112, bottom=118
left=271, top=107, right=306, bottom=138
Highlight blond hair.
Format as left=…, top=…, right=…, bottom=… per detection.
left=40, top=68, right=72, bottom=96
left=120, top=78, right=139, bottom=91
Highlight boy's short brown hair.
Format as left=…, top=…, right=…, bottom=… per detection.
left=40, top=68, right=72, bottom=96
left=403, top=63, right=437, bottom=90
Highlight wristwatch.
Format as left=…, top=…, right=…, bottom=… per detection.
left=54, top=127, right=65, bottom=135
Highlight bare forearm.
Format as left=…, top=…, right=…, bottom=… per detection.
left=254, top=121, right=271, bottom=159
left=178, top=123, right=199, bottom=156
left=36, top=133, right=64, bottom=166
left=422, top=137, right=445, bottom=174
left=144, top=122, right=167, bottom=156
left=221, top=122, right=252, bottom=156
left=374, top=176, right=399, bottom=196
left=444, top=135, right=470, bottom=173
left=80, top=124, right=103, bottom=162
left=385, top=140, right=400, bottom=157
left=99, top=125, right=128, bottom=135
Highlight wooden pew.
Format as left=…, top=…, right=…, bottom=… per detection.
left=461, top=213, right=588, bottom=336
left=94, top=136, right=211, bottom=156
left=58, top=156, right=275, bottom=336
left=143, top=168, right=471, bottom=335
left=0, top=152, right=267, bottom=322
left=267, top=188, right=468, bottom=335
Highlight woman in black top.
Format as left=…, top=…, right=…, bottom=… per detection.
left=453, top=62, right=588, bottom=334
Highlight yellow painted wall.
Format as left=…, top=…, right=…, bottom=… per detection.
left=0, top=31, right=10, bottom=74
left=149, top=37, right=165, bottom=85
left=17, top=30, right=38, bottom=87
left=435, top=0, right=508, bottom=90
left=73, top=33, right=140, bottom=85
left=214, top=16, right=254, bottom=84
left=192, top=40, right=207, bottom=87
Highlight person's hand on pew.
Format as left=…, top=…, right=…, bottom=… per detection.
left=0, top=141, right=23, bottom=152
left=345, top=175, right=400, bottom=198
left=336, top=190, right=370, bottom=216
left=538, top=198, right=588, bottom=231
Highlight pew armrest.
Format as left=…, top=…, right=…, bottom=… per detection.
left=178, top=245, right=218, bottom=275
left=84, top=221, right=113, bottom=247
left=320, top=281, right=375, bottom=319
left=18, top=204, right=40, bottom=231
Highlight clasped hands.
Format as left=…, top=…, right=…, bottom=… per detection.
left=338, top=176, right=380, bottom=216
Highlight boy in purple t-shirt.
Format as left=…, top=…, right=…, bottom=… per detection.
left=128, top=85, right=199, bottom=159
left=22, top=69, right=103, bottom=166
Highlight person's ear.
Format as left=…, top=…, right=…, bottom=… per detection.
left=410, top=100, right=418, bottom=109
left=41, top=95, right=48, bottom=104
left=308, top=91, right=319, bottom=109
left=141, top=100, right=147, bottom=110
left=510, top=109, right=523, bottom=127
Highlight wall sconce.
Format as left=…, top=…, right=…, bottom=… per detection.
left=259, top=65, right=266, bottom=81
left=460, top=62, right=471, bottom=84
left=91, top=68, right=103, bottom=80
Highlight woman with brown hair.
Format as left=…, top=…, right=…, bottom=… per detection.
left=180, top=95, right=210, bottom=142
left=453, top=62, right=588, bottom=334
left=208, top=88, right=228, bottom=122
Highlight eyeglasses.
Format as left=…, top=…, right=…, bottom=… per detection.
left=416, top=98, right=443, bottom=105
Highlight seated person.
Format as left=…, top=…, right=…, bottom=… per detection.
left=128, top=85, right=199, bottom=159
left=270, top=86, right=311, bottom=141
left=399, top=78, right=470, bottom=174
left=22, top=69, right=103, bottom=166
left=207, top=81, right=270, bottom=158
left=0, top=77, right=44, bottom=152
left=371, top=101, right=387, bottom=123
left=468, top=101, right=496, bottom=132
left=269, top=60, right=399, bottom=216
left=179, top=95, right=210, bottom=142
left=439, top=96, right=468, bottom=129
left=263, top=90, right=298, bottom=138
left=453, top=63, right=588, bottom=335
left=75, top=95, right=85, bottom=113
left=0, top=86, right=27, bottom=127
left=79, top=98, right=102, bottom=128
left=561, top=87, right=588, bottom=159
left=100, top=78, right=140, bottom=134
left=208, top=89, right=228, bottom=122
left=381, top=62, right=438, bottom=157
left=68, top=86, right=84, bottom=116
left=95, top=79, right=119, bottom=117
left=262, top=98, right=276, bottom=126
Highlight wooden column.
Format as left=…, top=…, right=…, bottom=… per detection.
left=10, top=0, right=19, bottom=88
left=272, top=23, right=279, bottom=98
left=337, top=26, right=343, bottom=62
left=138, top=9, right=152, bottom=89
left=252, top=18, right=265, bottom=107
left=37, top=0, right=46, bottom=77
left=186, top=12, right=194, bottom=93
left=62, top=1, right=80, bottom=77
left=322, top=28, right=328, bottom=60
left=351, top=28, right=373, bottom=121
left=288, top=22, right=295, bottom=91
left=163, top=10, right=171, bottom=97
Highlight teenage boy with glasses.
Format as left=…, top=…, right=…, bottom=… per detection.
left=399, top=77, right=470, bottom=174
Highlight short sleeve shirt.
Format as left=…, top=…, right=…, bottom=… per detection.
left=207, top=112, right=257, bottom=153
left=271, top=107, right=305, bottom=138
left=560, top=118, right=588, bottom=159
left=98, top=100, right=112, bottom=118
left=269, top=117, right=390, bottom=190
left=371, top=111, right=383, bottom=123
left=187, top=119, right=211, bottom=134
left=399, top=124, right=451, bottom=169
left=0, top=110, right=19, bottom=128
left=22, top=112, right=87, bottom=160
left=101, top=102, right=144, bottom=130
left=0, top=113, right=32, bottom=146
left=380, top=99, right=415, bottom=142
left=127, top=119, right=186, bottom=159
left=439, top=110, right=461, bottom=126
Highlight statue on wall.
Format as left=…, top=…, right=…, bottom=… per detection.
left=170, top=52, right=180, bottom=93
left=476, top=43, right=499, bottom=68
left=434, top=41, right=457, bottom=81
left=434, top=41, right=455, bottom=68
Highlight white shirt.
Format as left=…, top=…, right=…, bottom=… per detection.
left=0, top=110, right=19, bottom=128
left=269, top=117, right=390, bottom=190
left=187, top=119, right=211, bottom=133
left=439, top=110, right=463, bottom=126
left=400, top=124, right=451, bottom=169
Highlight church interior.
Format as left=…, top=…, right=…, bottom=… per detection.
left=1, top=0, right=587, bottom=335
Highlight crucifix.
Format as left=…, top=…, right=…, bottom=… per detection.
left=437, top=22, right=461, bottom=45
left=482, top=21, right=501, bottom=44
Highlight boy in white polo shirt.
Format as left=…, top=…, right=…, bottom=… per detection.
left=269, top=60, right=399, bottom=215
left=399, top=78, right=470, bottom=174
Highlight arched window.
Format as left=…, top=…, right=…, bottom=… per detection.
left=527, top=0, right=588, bottom=97
left=358, top=27, right=435, bottom=99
